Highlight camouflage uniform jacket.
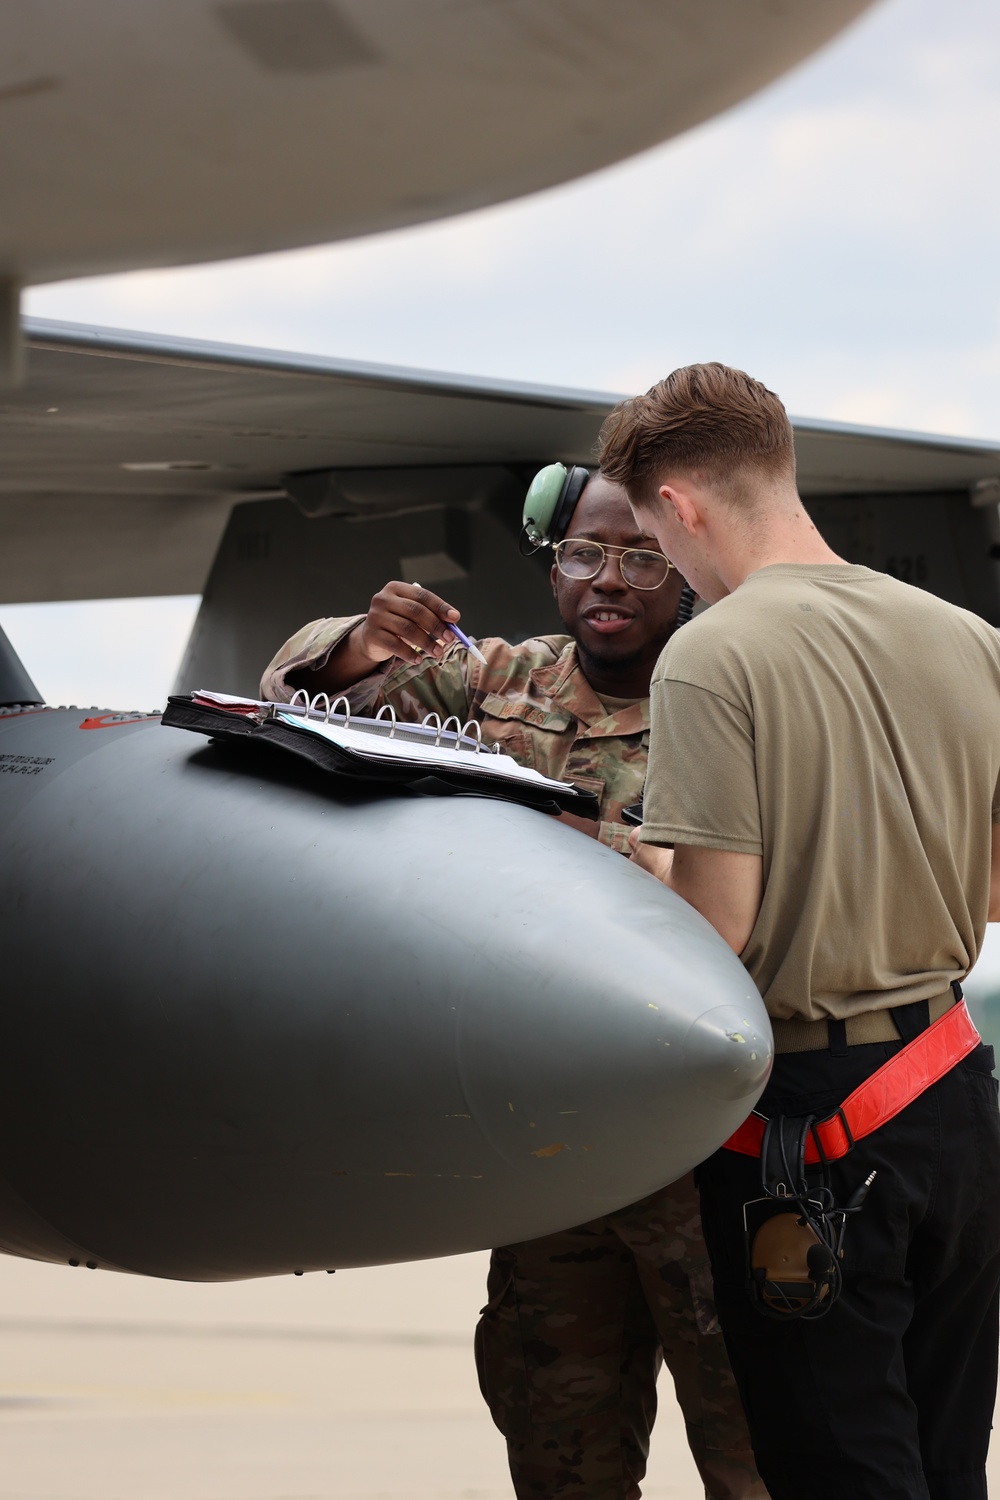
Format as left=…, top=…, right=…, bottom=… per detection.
left=261, top=615, right=650, bottom=853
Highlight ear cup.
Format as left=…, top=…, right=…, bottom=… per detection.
left=522, top=463, right=569, bottom=546
left=750, top=1211, right=829, bottom=1314
left=521, top=464, right=590, bottom=549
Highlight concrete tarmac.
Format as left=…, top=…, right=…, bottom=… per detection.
left=0, top=1250, right=704, bottom=1500
left=0, top=1249, right=994, bottom=1499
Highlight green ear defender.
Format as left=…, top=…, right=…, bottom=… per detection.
left=521, top=463, right=591, bottom=553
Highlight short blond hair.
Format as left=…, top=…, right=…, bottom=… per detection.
left=598, top=362, right=795, bottom=507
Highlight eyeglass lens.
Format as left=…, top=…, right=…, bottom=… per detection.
left=557, top=540, right=670, bottom=590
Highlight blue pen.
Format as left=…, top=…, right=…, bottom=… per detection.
left=445, top=619, right=488, bottom=666
left=413, top=583, right=488, bottom=665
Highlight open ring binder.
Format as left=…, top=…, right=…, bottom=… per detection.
left=263, top=691, right=495, bottom=755
left=163, top=688, right=600, bottom=819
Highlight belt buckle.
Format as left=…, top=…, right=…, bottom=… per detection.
left=811, top=1106, right=855, bottom=1165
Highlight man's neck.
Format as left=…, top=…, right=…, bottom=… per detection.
left=716, top=499, right=845, bottom=595
left=575, top=648, right=653, bottom=701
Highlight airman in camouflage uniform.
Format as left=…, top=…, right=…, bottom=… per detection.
left=261, top=615, right=648, bottom=852
left=261, top=475, right=766, bottom=1500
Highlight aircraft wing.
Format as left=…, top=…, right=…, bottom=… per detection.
left=4, top=318, right=1000, bottom=695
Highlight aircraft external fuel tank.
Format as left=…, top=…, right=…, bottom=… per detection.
left=0, top=707, right=772, bottom=1281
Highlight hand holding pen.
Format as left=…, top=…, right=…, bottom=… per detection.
left=411, top=582, right=488, bottom=665
left=353, top=580, right=487, bottom=668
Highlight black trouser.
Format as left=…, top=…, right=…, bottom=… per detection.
left=697, top=1002, right=1000, bottom=1500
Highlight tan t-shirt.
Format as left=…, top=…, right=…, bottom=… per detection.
left=640, top=564, right=1000, bottom=1021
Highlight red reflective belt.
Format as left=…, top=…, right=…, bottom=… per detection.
left=724, top=999, right=981, bottom=1164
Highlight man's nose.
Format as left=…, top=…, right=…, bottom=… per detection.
left=592, top=552, right=627, bottom=591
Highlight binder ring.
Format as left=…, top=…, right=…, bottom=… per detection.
left=330, top=696, right=351, bottom=727
left=422, top=712, right=443, bottom=746
left=375, top=704, right=398, bottom=738
left=289, top=688, right=310, bottom=716
left=491, top=741, right=502, bottom=754
left=461, top=719, right=483, bottom=753
left=441, top=715, right=463, bottom=747
left=310, top=693, right=331, bottom=722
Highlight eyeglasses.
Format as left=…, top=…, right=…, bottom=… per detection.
left=553, top=538, right=674, bottom=590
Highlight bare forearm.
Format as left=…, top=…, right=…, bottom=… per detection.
left=630, top=836, right=761, bottom=956
left=630, top=841, right=674, bottom=882
left=668, top=847, right=761, bottom=955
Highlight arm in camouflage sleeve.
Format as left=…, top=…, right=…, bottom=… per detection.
left=368, top=639, right=476, bottom=722
left=260, top=615, right=475, bottom=721
left=600, top=820, right=634, bottom=855
left=262, top=582, right=469, bottom=705
left=260, top=616, right=366, bottom=703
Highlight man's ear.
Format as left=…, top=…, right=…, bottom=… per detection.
left=550, top=561, right=559, bottom=599
left=659, top=482, right=701, bottom=537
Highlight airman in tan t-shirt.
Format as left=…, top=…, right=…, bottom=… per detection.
left=599, top=360, right=1000, bottom=1500
left=640, top=562, right=1000, bottom=1022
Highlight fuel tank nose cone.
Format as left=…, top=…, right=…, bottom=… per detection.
left=0, top=713, right=774, bottom=1276
left=683, top=1005, right=774, bottom=1102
